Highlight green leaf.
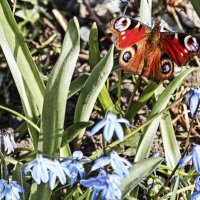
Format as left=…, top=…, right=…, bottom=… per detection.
left=191, top=0, right=200, bottom=19
left=89, top=22, right=101, bottom=69
left=160, top=111, right=181, bottom=168
left=120, top=158, right=163, bottom=198
left=38, top=17, right=80, bottom=155
left=12, top=163, right=29, bottom=200
left=170, top=176, right=180, bottom=200
left=135, top=68, right=194, bottom=162
left=74, top=45, right=114, bottom=123
left=62, top=121, right=94, bottom=144
left=89, top=22, right=114, bottom=113
left=34, top=17, right=80, bottom=200
left=0, top=0, right=45, bottom=113
left=68, top=74, right=89, bottom=99
left=98, top=84, right=115, bottom=113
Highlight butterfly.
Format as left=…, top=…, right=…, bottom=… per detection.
left=110, top=16, right=200, bottom=81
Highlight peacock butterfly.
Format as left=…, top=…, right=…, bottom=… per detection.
left=110, top=16, right=200, bottom=81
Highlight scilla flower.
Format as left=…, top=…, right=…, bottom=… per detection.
left=91, top=112, right=130, bottom=142
left=179, top=144, right=200, bottom=173
left=48, top=159, right=70, bottom=190
left=81, top=169, right=122, bottom=200
left=24, top=155, right=56, bottom=185
left=0, top=129, right=17, bottom=154
left=91, top=150, right=131, bottom=178
left=190, top=176, right=200, bottom=200
left=188, top=86, right=200, bottom=117
left=0, top=178, right=24, bottom=200
left=61, top=151, right=91, bottom=185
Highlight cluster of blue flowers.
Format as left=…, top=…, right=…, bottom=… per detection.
left=81, top=112, right=131, bottom=199
left=0, top=112, right=131, bottom=200
left=0, top=84, right=199, bottom=200
left=179, top=144, right=200, bottom=200
left=24, top=151, right=91, bottom=189
left=0, top=178, right=24, bottom=200
left=180, top=85, right=200, bottom=199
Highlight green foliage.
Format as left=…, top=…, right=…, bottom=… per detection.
left=0, top=0, right=198, bottom=199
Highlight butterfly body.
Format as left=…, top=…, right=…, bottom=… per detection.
left=110, top=16, right=200, bottom=81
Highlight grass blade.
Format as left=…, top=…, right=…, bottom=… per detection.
left=160, top=111, right=181, bottom=168
left=0, top=0, right=45, bottom=113
left=74, top=45, right=114, bottom=123
left=135, top=68, right=194, bottom=162
left=121, top=158, right=163, bottom=198
left=38, top=17, right=80, bottom=154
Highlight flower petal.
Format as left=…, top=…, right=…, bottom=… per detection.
left=113, top=121, right=124, bottom=141
left=117, top=118, right=130, bottom=125
left=195, top=176, right=200, bottom=191
left=90, top=118, right=107, bottom=136
left=103, top=122, right=114, bottom=141
left=73, top=151, right=83, bottom=159
left=179, top=154, right=193, bottom=166
left=193, top=150, right=200, bottom=174
left=189, top=93, right=199, bottom=117
left=91, top=157, right=111, bottom=171
left=190, top=191, right=200, bottom=200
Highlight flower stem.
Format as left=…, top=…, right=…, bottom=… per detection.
left=184, top=102, right=199, bottom=150
left=154, top=145, right=189, bottom=200
left=154, top=101, right=199, bottom=199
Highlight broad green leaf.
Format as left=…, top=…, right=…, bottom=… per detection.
left=140, top=0, right=152, bottom=25
left=89, top=22, right=114, bottom=113
left=89, top=22, right=101, bottom=69
left=62, top=121, right=94, bottom=144
left=120, top=158, right=163, bottom=198
left=98, top=84, right=115, bottom=113
left=135, top=68, right=194, bottom=162
left=34, top=17, right=80, bottom=200
left=68, top=74, right=89, bottom=99
left=74, top=45, right=114, bottom=123
left=160, top=111, right=181, bottom=168
left=0, top=0, right=45, bottom=113
left=191, top=0, right=200, bottom=19
left=170, top=176, right=180, bottom=200
left=12, top=163, right=29, bottom=200
left=38, top=17, right=80, bottom=154
left=0, top=25, right=39, bottom=147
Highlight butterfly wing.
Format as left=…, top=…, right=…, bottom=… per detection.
left=161, top=32, right=200, bottom=66
left=119, top=40, right=174, bottom=81
left=110, top=16, right=151, bottom=49
left=110, top=16, right=174, bottom=81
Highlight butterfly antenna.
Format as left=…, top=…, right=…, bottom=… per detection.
left=121, top=0, right=130, bottom=15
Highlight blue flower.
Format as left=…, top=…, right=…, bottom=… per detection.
left=62, top=151, right=91, bottom=185
left=91, top=112, right=130, bottom=142
left=151, top=150, right=160, bottom=158
left=0, top=179, right=24, bottom=200
left=48, top=159, right=70, bottom=190
left=24, top=155, right=56, bottom=185
left=91, top=150, right=131, bottom=178
left=190, top=176, right=200, bottom=200
left=81, top=169, right=122, bottom=200
left=179, top=144, right=200, bottom=173
left=0, top=129, right=17, bottom=154
left=188, top=86, right=200, bottom=117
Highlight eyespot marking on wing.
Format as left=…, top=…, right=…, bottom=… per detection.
left=184, top=35, right=199, bottom=52
left=160, top=55, right=174, bottom=75
left=114, top=17, right=131, bottom=32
